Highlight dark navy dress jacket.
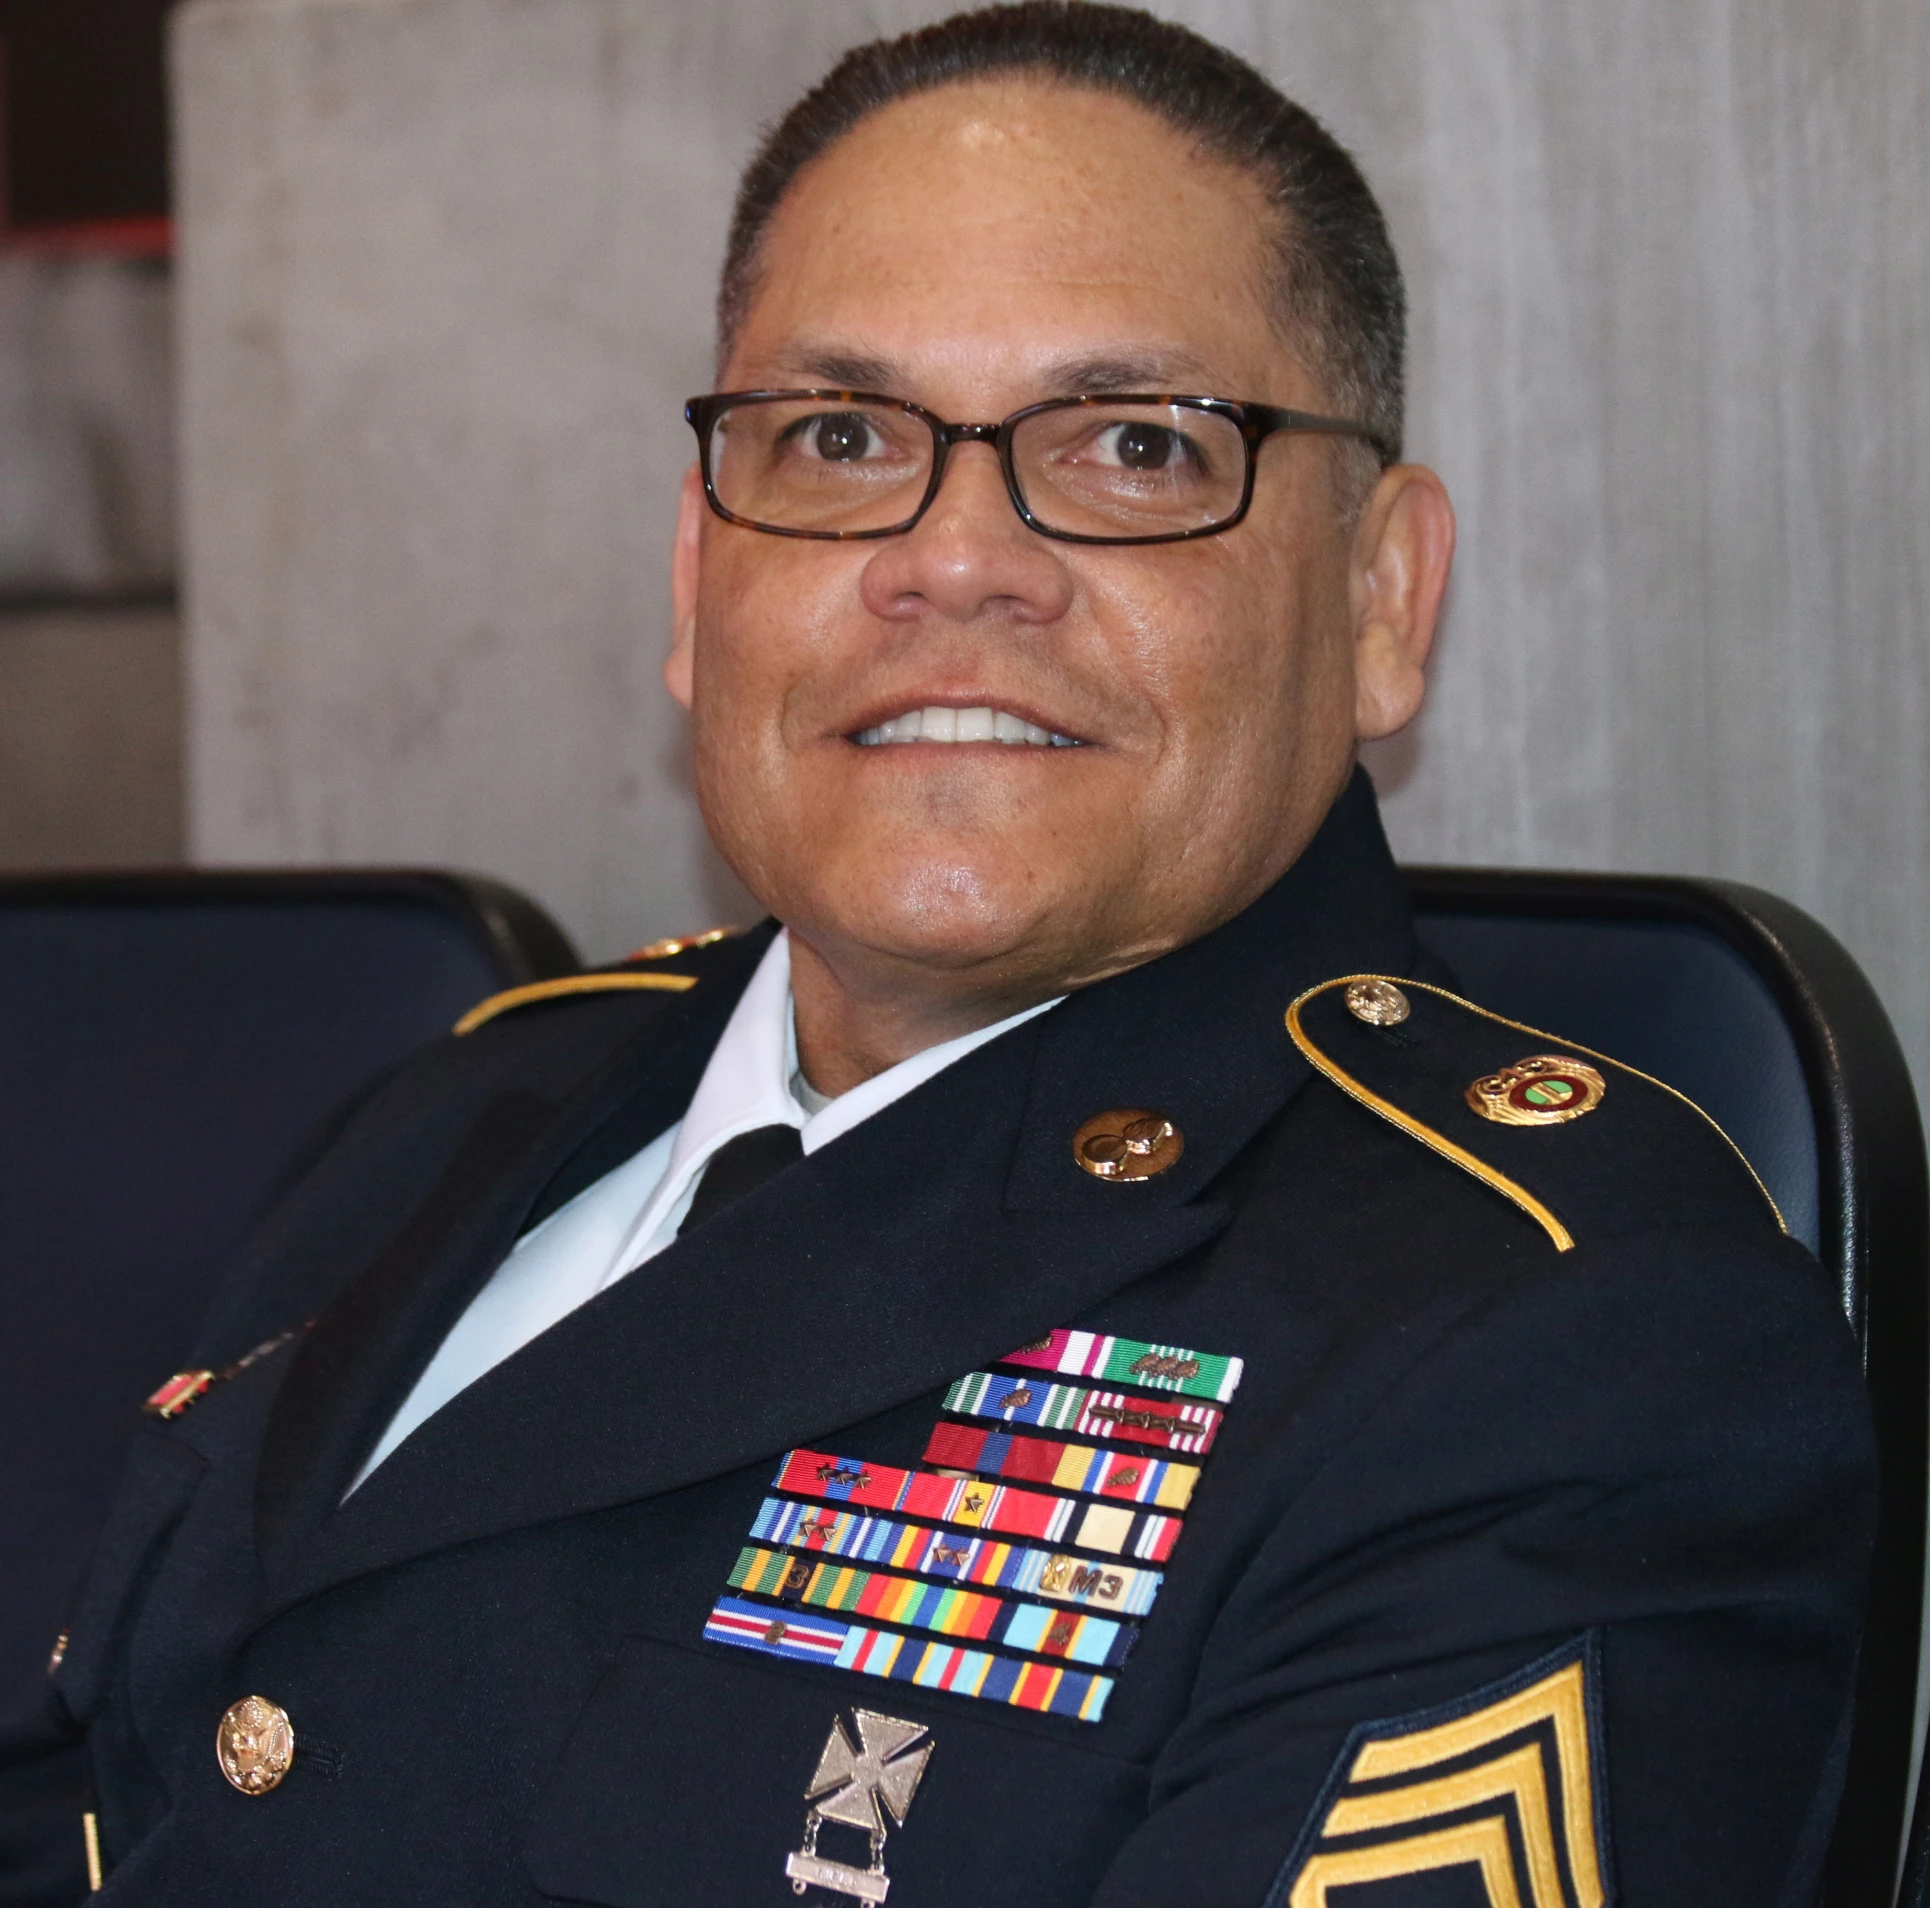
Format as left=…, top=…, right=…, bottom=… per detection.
left=10, top=773, right=1876, bottom=1908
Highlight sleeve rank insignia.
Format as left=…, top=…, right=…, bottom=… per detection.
left=785, top=1708, right=933, bottom=1904
left=1272, top=1637, right=1610, bottom=1908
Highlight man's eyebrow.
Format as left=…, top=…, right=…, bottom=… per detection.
left=1034, top=349, right=1224, bottom=395
left=753, top=344, right=1229, bottom=401
left=770, top=349, right=902, bottom=392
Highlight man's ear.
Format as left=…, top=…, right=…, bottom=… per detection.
left=1347, top=463, right=1456, bottom=741
left=665, top=464, right=706, bottom=712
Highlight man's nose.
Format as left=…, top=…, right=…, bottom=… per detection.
left=857, top=442, right=1075, bottom=626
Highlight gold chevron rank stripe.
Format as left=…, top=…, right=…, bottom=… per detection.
left=1278, top=1640, right=1608, bottom=1908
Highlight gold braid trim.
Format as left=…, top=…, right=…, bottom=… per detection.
left=1285, top=974, right=1787, bottom=1254
left=453, top=971, right=697, bottom=1036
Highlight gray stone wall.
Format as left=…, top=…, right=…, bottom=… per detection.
left=175, top=0, right=1929, bottom=1105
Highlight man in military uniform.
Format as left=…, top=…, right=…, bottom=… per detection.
left=7, top=6, right=1874, bottom=1905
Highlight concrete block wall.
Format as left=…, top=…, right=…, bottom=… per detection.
left=174, top=0, right=1929, bottom=1103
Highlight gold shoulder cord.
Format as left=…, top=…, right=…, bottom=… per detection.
left=453, top=971, right=697, bottom=1037
left=1285, top=975, right=1788, bottom=1255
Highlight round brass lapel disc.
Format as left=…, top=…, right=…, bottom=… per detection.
left=1345, top=978, right=1411, bottom=1026
left=217, top=1695, right=295, bottom=1795
left=1466, top=1055, right=1606, bottom=1127
left=1074, top=1109, right=1184, bottom=1181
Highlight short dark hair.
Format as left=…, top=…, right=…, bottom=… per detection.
left=719, top=1, right=1405, bottom=466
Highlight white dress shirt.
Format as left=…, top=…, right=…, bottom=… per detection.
left=349, top=930, right=1059, bottom=1490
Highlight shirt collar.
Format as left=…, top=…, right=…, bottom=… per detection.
left=667, top=928, right=1061, bottom=1177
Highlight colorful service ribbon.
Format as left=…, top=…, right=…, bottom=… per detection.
left=704, top=1597, right=1114, bottom=1722
left=998, top=1329, right=1244, bottom=1404
left=749, top=1498, right=1163, bottom=1617
left=729, top=1545, right=1135, bottom=1669
left=944, top=1371, right=1225, bottom=1454
left=705, top=1329, right=1245, bottom=1727
left=774, top=1449, right=1181, bottom=1562
left=922, top=1423, right=1198, bottom=1510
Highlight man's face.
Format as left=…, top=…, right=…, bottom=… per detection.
left=673, top=80, right=1394, bottom=1002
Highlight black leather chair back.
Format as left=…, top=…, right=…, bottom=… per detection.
left=0, top=871, right=576, bottom=1723
left=1408, top=869, right=1928, bottom=1908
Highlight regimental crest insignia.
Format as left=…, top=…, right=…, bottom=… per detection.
left=1466, top=1056, right=1607, bottom=1127
left=784, top=1709, right=933, bottom=1904
left=1274, top=1637, right=1610, bottom=1908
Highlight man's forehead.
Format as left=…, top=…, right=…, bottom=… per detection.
left=760, top=81, right=1273, bottom=266
left=728, top=83, right=1299, bottom=403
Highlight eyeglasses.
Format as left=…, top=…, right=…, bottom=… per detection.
left=684, top=389, right=1391, bottom=546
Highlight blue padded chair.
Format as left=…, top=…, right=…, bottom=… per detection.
left=1408, top=869, right=1928, bottom=1908
left=0, top=870, right=577, bottom=1727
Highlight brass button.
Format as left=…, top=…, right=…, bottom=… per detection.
left=1074, top=1108, right=1184, bottom=1181
left=1345, top=978, right=1411, bottom=1026
left=1467, top=1055, right=1607, bottom=1126
left=217, top=1695, right=295, bottom=1795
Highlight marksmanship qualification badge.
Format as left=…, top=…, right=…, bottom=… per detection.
left=785, top=1709, right=933, bottom=1904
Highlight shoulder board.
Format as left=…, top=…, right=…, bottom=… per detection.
left=1286, top=974, right=1785, bottom=1254
left=453, top=924, right=740, bottom=1036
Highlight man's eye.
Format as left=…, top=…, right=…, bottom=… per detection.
left=1091, top=422, right=1191, bottom=471
left=796, top=413, right=879, bottom=461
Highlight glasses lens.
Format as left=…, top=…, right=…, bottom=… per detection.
left=1011, top=402, right=1247, bottom=538
left=707, top=397, right=934, bottom=535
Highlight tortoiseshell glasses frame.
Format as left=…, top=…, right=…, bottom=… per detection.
left=684, top=389, right=1393, bottom=547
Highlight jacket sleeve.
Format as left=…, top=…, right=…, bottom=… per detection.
left=1086, top=1223, right=1876, bottom=1908
left=0, top=1688, right=88, bottom=1908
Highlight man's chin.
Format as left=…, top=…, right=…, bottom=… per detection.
left=783, top=862, right=1099, bottom=987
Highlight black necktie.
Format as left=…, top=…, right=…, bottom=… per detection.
left=680, top=1123, right=803, bottom=1234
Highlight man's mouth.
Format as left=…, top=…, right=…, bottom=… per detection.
left=851, top=706, right=1085, bottom=748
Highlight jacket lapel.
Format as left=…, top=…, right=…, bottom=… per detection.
left=268, top=769, right=1416, bottom=1601
left=284, top=1017, right=1229, bottom=1600
left=254, top=932, right=770, bottom=1585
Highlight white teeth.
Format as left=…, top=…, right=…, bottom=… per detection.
left=853, top=705, right=1084, bottom=748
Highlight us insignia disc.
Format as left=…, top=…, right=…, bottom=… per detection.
left=216, top=1694, right=295, bottom=1795
left=1467, top=1055, right=1607, bottom=1126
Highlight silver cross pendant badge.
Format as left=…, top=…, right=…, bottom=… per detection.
left=785, top=1709, right=934, bottom=1904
